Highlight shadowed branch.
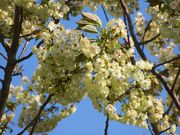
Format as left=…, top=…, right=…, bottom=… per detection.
left=119, top=0, right=180, bottom=111
left=140, top=33, right=160, bottom=45
left=0, top=5, right=23, bottom=120
left=153, top=56, right=180, bottom=69
left=171, top=67, right=180, bottom=92
left=104, top=115, right=109, bottom=135
left=17, top=94, right=54, bottom=135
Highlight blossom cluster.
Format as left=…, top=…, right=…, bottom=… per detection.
left=0, top=0, right=179, bottom=134
left=27, top=17, right=166, bottom=133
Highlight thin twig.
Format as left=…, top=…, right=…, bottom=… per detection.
left=19, top=30, right=41, bottom=38
left=159, top=127, right=171, bottom=134
left=123, top=12, right=130, bottom=48
left=153, top=56, right=180, bottom=69
left=171, top=67, right=180, bottom=92
left=0, top=29, right=42, bottom=39
left=12, top=73, right=22, bottom=77
left=16, top=40, right=43, bottom=64
left=116, top=86, right=136, bottom=101
left=140, top=33, right=161, bottom=45
left=146, top=119, right=153, bottom=135
left=0, top=52, right=7, bottom=61
left=0, top=34, right=9, bottom=51
left=163, top=101, right=173, bottom=117
left=18, top=39, right=30, bottom=59
left=141, top=20, right=152, bottom=50
left=122, top=6, right=136, bottom=65
left=0, top=65, right=5, bottom=70
left=17, top=94, right=53, bottom=135
left=29, top=94, right=53, bottom=135
left=151, top=69, right=180, bottom=111
left=142, top=20, right=152, bottom=42
left=104, top=115, right=109, bottom=135
left=151, top=122, right=160, bottom=135
left=119, top=0, right=147, bottom=60
left=102, top=5, right=109, bottom=22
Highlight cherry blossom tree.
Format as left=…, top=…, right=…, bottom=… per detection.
left=0, top=0, right=179, bottom=135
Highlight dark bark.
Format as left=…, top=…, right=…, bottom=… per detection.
left=0, top=5, right=23, bottom=120
left=104, top=116, right=109, bottom=135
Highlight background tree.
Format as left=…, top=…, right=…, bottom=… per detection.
left=0, top=0, right=179, bottom=135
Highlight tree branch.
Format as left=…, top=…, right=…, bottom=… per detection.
left=123, top=12, right=130, bottom=48
left=104, top=115, right=109, bottom=135
left=146, top=119, right=153, bottom=135
left=119, top=0, right=147, bottom=60
left=151, top=69, right=180, bottom=111
left=171, top=67, right=180, bottom=92
left=142, top=19, right=152, bottom=42
left=12, top=72, right=22, bottom=77
left=19, top=30, right=41, bottom=38
left=17, top=94, right=53, bottom=135
left=0, top=34, right=9, bottom=51
left=0, top=65, right=5, bottom=70
left=102, top=5, right=109, bottom=22
left=153, top=56, right=180, bottom=69
left=122, top=11, right=136, bottom=65
left=150, top=122, right=160, bottom=135
left=11, top=6, right=23, bottom=55
left=18, top=39, right=30, bottom=59
left=0, top=52, right=7, bottom=61
left=16, top=40, right=43, bottom=64
left=115, top=86, right=137, bottom=101
left=163, top=101, right=173, bottom=117
left=0, top=5, right=23, bottom=120
left=140, top=33, right=160, bottom=45
left=159, top=127, right=171, bottom=134
left=119, top=0, right=180, bottom=111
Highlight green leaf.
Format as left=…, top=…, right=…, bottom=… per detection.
left=77, top=19, right=94, bottom=27
left=81, top=12, right=102, bottom=27
left=81, top=25, right=98, bottom=33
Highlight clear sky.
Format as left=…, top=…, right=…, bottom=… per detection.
left=2, top=1, right=178, bottom=135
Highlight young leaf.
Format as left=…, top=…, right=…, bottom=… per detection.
left=81, top=12, right=102, bottom=27
left=77, top=19, right=94, bottom=27
left=81, top=25, right=98, bottom=33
